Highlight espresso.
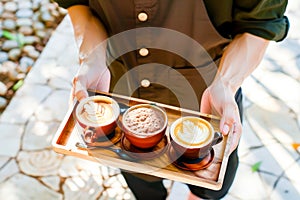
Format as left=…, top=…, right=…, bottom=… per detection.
left=78, top=99, right=114, bottom=126
left=124, top=106, right=165, bottom=135
left=172, top=117, right=212, bottom=147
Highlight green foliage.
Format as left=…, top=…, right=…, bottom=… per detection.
left=12, top=80, right=24, bottom=91
left=251, top=161, right=262, bottom=172
left=2, top=30, right=25, bottom=47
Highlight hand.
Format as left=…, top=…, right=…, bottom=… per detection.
left=200, top=79, right=242, bottom=155
left=70, top=45, right=110, bottom=104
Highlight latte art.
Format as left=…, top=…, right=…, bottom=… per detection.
left=176, top=120, right=210, bottom=145
left=173, top=117, right=212, bottom=147
left=79, top=100, right=114, bottom=125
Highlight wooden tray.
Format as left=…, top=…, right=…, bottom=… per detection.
left=52, top=92, right=232, bottom=190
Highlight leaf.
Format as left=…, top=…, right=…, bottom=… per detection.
left=251, top=161, right=262, bottom=172
left=12, top=80, right=24, bottom=91
left=292, top=143, right=300, bottom=151
left=2, top=30, right=16, bottom=40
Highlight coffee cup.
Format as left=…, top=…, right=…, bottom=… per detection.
left=121, top=104, right=168, bottom=149
left=75, top=95, right=120, bottom=143
left=169, top=116, right=222, bottom=159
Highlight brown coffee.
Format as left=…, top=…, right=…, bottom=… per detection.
left=172, top=117, right=213, bottom=148
left=123, top=106, right=165, bottom=135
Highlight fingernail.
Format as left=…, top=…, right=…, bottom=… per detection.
left=222, top=124, right=230, bottom=135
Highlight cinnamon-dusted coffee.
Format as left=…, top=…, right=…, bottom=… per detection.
left=121, top=104, right=168, bottom=149
left=124, top=106, right=165, bottom=135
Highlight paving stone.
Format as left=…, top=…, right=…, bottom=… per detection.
left=257, top=67, right=300, bottom=113
left=0, top=159, right=19, bottom=183
left=48, top=77, right=72, bottom=90
left=0, top=124, right=23, bottom=157
left=0, top=174, right=62, bottom=200
left=222, top=194, right=239, bottom=200
left=0, top=156, right=10, bottom=169
left=238, top=117, right=263, bottom=157
left=24, top=59, right=56, bottom=84
left=246, top=102, right=300, bottom=146
left=229, top=163, right=277, bottom=199
left=63, top=175, right=104, bottom=200
left=34, top=90, right=70, bottom=122
left=167, top=182, right=190, bottom=200
left=47, top=65, right=77, bottom=84
left=40, top=176, right=60, bottom=191
left=40, top=30, right=75, bottom=60
left=240, top=142, right=297, bottom=176
left=242, top=74, right=275, bottom=111
left=0, top=84, right=52, bottom=123
left=58, top=156, right=102, bottom=178
left=269, top=51, right=300, bottom=80
left=17, top=150, right=62, bottom=176
left=266, top=39, right=300, bottom=62
left=284, top=159, right=300, bottom=184
left=23, top=118, right=60, bottom=150
left=271, top=177, right=300, bottom=200
left=117, top=174, right=128, bottom=188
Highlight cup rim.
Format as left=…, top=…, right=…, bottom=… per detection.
left=122, top=104, right=168, bottom=138
left=170, top=116, right=214, bottom=149
left=76, top=95, right=120, bottom=127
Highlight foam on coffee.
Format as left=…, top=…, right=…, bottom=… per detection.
left=123, top=106, right=165, bottom=136
left=77, top=97, right=118, bottom=126
left=171, top=117, right=213, bottom=148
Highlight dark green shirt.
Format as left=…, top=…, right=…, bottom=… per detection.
left=52, top=0, right=289, bottom=41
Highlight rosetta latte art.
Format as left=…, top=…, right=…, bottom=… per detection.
left=176, top=119, right=210, bottom=146
left=80, top=100, right=114, bottom=125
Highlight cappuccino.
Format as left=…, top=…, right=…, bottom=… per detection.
left=76, top=96, right=120, bottom=127
left=123, top=106, right=165, bottom=135
left=171, top=117, right=213, bottom=148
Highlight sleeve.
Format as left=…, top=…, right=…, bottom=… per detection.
left=51, top=0, right=89, bottom=9
left=232, top=0, right=289, bottom=42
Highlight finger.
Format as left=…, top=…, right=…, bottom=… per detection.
left=69, top=87, right=75, bottom=107
left=220, top=103, right=239, bottom=135
left=72, top=76, right=89, bottom=101
left=229, top=122, right=242, bottom=154
left=200, top=89, right=212, bottom=114
left=75, top=90, right=89, bottom=101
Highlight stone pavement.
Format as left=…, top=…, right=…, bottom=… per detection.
left=0, top=2, right=300, bottom=199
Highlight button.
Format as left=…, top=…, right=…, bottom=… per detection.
left=138, top=12, right=148, bottom=22
left=139, top=48, right=149, bottom=56
left=141, top=79, right=151, bottom=88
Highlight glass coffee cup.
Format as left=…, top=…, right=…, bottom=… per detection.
left=169, top=116, right=222, bottom=160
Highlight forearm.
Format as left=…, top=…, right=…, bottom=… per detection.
left=214, top=33, right=269, bottom=92
left=67, top=5, right=108, bottom=63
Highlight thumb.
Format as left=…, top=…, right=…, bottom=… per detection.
left=75, top=90, right=89, bottom=101
left=72, top=76, right=89, bottom=102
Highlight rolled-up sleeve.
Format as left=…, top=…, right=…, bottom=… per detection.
left=232, top=0, right=289, bottom=42
left=51, top=0, right=89, bottom=9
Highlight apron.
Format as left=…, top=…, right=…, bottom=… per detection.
left=89, top=0, right=231, bottom=111
left=88, top=0, right=232, bottom=182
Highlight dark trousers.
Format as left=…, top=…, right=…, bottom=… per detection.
left=122, top=89, right=243, bottom=200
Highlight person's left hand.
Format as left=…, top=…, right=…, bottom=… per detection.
left=200, top=79, right=242, bottom=155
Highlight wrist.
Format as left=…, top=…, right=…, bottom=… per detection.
left=211, top=75, right=240, bottom=95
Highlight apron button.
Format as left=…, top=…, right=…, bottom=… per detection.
left=141, top=79, right=151, bottom=88
left=138, top=12, right=148, bottom=22
left=139, top=48, right=149, bottom=56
